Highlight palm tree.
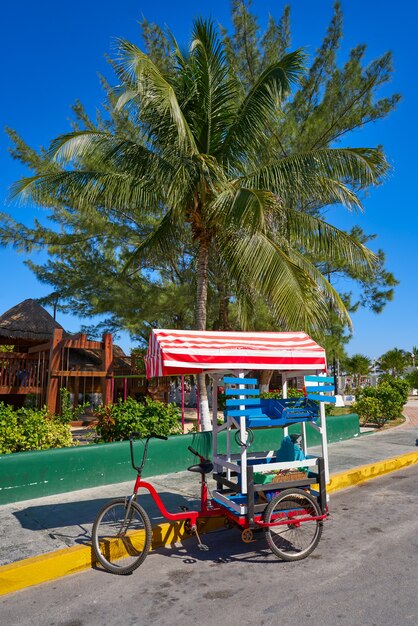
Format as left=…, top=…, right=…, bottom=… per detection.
left=12, top=20, right=388, bottom=430
left=345, top=354, right=371, bottom=389
left=378, top=348, right=409, bottom=377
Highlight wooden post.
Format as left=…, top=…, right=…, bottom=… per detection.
left=73, top=374, right=79, bottom=409
left=102, top=333, right=113, bottom=405
left=46, top=329, right=63, bottom=415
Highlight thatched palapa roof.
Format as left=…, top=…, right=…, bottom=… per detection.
left=0, top=299, right=64, bottom=342
left=0, top=299, right=132, bottom=368
left=69, top=345, right=131, bottom=371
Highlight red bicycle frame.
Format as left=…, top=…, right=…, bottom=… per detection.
left=129, top=434, right=325, bottom=532
left=132, top=474, right=223, bottom=526
left=129, top=435, right=223, bottom=527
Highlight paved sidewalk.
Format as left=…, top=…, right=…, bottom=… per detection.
left=403, top=399, right=418, bottom=426
left=1, top=409, right=418, bottom=572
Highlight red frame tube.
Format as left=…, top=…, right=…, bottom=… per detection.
left=134, top=475, right=223, bottom=524
left=132, top=475, right=326, bottom=530
left=255, top=513, right=327, bottom=528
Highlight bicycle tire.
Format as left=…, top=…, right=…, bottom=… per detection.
left=263, top=488, right=323, bottom=561
left=92, top=498, right=152, bottom=574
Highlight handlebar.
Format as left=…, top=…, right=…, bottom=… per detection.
left=130, top=432, right=168, bottom=473
left=188, top=445, right=205, bottom=462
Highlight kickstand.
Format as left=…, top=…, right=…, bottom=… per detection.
left=191, top=524, right=209, bottom=551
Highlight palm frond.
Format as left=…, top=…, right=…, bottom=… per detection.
left=10, top=170, right=161, bottom=215
left=123, top=208, right=185, bottom=272
left=209, top=186, right=275, bottom=233
left=218, top=229, right=332, bottom=330
left=286, top=248, right=352, bottom=326
left=285, top=209, right=378, bottom=274
left=115, top=39, right=198, bottom=155
left=240, top=147, right=388, bottom=199
left=189, top=18, right=236, bottom=154
left=222, top=49, right=306, bottom=160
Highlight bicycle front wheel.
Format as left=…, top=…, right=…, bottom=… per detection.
left=263, top=488, right=323, bottom=561
left=92, top=498, right=152, bottom=574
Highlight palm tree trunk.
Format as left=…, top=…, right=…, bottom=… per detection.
left=195, top=239, right=212, bottom=431
left=259, top=370, right=273, bottom=393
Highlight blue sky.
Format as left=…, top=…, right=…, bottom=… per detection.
left=1, top=0, right=416, bottom=359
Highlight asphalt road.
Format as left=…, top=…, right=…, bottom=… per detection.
left=2, top=465, right=418, bottom=626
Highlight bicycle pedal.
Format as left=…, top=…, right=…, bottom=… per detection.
left=198, top=544, right=210, bottom=552
left=179, top=506, right=189, bottom=512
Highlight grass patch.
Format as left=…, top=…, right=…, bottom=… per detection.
left=360, top=415, right=406, bottom=430
left=329, top=407, right=352, bottom=416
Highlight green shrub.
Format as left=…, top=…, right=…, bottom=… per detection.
left=0, top=403, right=73, bottom=454
left=217, top=391, right=226, bottom=411
left=377, top=376, right=409, bottom=404
left=354, top=379, right=406, bottom=428
left=260, top=387, right=303, bottom=399
left=59, top=387, right=90, bottom=424
left=0, top=404, right=23, bottom=454
left=406, top=369, right=418, bottom=391
left=139, top=399, right=181, bottom=436
left=94, top=397, right=181, bottom=442
left=353, top=396, right=382, bottom=427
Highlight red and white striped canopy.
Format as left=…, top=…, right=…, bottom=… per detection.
left=145, top=329, right=327, bottom=377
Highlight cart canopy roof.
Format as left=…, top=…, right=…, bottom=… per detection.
left=145, top=329, right=327, bottom=377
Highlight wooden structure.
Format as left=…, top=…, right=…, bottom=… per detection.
left=0, top=299, right=165, bottom=413
left=43, top=328, right=113, bottom=414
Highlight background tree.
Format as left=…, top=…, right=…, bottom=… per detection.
left=345, top=353, right=371, bottom=389
left=2, top=2, right=398, bottom=340
left=377, top=348, right=409, bottom=377
left=406, top=369, right=418, bottom=391
left=4, top=20, right=386, bottom=429
left=1, top=3, right=399, bottom=424
left=409, top=345, right=418, bottom=368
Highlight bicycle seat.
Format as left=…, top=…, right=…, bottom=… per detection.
left=187, top=460, right=214, bottom=475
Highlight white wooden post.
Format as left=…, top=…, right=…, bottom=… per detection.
left=238, top=371, right=248, bottom=494
left=301, top=420, right=307, bottom=455
left=282, top=374, right=289, bottom=438
left=319, top=399, right=329, bottom=483
left=211, top=374, right=220, bottom=470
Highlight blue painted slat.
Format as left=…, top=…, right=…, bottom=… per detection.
left=227, top=408, right=264, bottom=417
left=223, top=377, right=258, bottom=385
left=225, top=388, right=260, bottom=396
left=307, top=393, right=336, bottom=403
left=226, top=398, right=261, bottom=407
left=305, top=385, right=335, bottom=393
left=304, top=376, right=334, bottom=383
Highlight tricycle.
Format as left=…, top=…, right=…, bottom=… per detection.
left=92, top=432, right=328, bottom=575
left=93, top=329, right=334, bottom=574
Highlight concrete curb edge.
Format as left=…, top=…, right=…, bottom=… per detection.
left=2, top=450, right=418, bottom=597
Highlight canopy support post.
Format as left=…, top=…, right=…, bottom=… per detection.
left=196, top=383, right=201, bottom=431
left=237, top=370, right=248, bottom=494
left=282, top=374, right=289, bottom=438
left=181, top=376, right=185, bottom=434
left=319, top=398, right=329, bottom=483
left=210, top=374, right=221, bottom=469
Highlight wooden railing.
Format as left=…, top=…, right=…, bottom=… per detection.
left=0, top=352, right=49, bottom=392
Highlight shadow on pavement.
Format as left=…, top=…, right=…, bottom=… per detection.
left=13, top=491, right=200, bottom=546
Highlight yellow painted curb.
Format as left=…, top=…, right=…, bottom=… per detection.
left=2, top=451, right=418, bottom=597
left=327, top=450, right=418, bottom=493
left=0, top=516, right=225, bottom=597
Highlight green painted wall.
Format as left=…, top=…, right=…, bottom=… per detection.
left=0, top=414, right=359, bottom=505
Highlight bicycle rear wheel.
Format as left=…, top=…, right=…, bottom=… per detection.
left=92, top=498, right=152, bottom=574
left=263, top=488, right=323, bottom=561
